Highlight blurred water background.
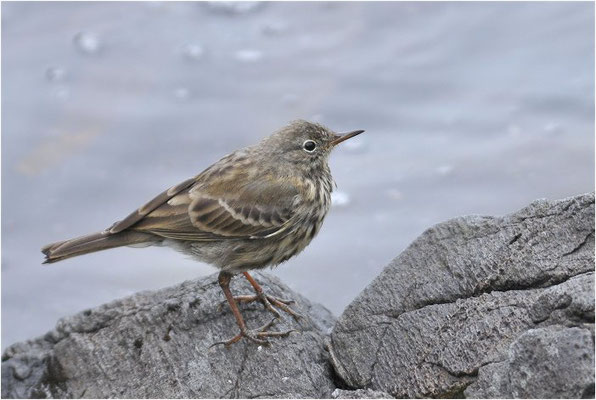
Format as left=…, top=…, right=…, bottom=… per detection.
left=2, top=1, right=594, bottom=349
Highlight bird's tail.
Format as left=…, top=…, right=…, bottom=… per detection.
left=42, top=230, right=156, bottom=264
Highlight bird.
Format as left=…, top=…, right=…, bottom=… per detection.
left=42, top=120, right=364, bottom=346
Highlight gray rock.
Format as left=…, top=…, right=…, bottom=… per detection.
left=2, top=272, right=336, bottom=398
left=332, top=388, right=394, bottom=398
left=4, top=193, right=594, bottom=399
left=465, top=326, right=595, bottom=398
left=329, top=193, right=595, bottom=398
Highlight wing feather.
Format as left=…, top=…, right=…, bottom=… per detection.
left=108, top=177, right=197, bottom=234
left=109, top=154, right=301, bottom=242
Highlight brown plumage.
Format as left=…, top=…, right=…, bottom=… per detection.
left=42, top=120, right=364, bottom=346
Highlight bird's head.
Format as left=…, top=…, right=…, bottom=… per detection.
left=258, top=120, right=364, bottom=173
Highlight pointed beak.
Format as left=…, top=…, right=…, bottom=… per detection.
left=329, top=129, right=365, bottom=147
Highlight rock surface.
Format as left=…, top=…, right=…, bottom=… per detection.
left=2, top=273, right=336, bottom=398
left=4, top=193, right=595, bottom=399
left=465, top=326, right=594, bottom=398
left=328, top=193, right=595, bottom=398
left=331, top=388, right=394, bottom=399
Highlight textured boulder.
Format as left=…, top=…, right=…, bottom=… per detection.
left=4, top=193, right=594, bottom=399
left=465, top=326, right=594, bottom=398
left=331, top=388, right=394, bottom=399
left=2, top=273, right=336, bottom=398
left=328, top=193, right=595, bottom=398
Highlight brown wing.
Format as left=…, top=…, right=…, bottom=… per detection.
left=107, top=176, right=197, bottom=234
left=189, top=194, right=295, bottom=238
left=124, top=159, right=301, bottom=241
left=131, top=192, right=296, bottom=241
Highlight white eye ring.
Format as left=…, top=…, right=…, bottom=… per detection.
left=303, top=140, right=317, bottom=153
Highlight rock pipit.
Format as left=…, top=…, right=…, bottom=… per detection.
left=42, top=120, right=364, bottom=346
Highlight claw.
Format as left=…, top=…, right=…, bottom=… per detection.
left=209, top=318, right=295, bottom=348
left=232, top=293, right=302, bottom=321
left=213, top=272, right=302, bottom=348
left=266, top=296, right=303, bottom=321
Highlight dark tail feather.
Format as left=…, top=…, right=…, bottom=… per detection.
left=42, top=230, right=156, bottom=264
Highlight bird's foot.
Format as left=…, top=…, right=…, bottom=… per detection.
left=233, top=292, right=303, bottom=321
left=209, top=318, right=296, bottom=348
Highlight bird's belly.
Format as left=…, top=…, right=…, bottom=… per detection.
left=169, top=215, right=325, bottom=274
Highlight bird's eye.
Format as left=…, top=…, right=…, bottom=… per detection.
left=303, top=140, right=317, bottom=153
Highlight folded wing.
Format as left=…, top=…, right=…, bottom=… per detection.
left=111, top=160, right=300, bottom=242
